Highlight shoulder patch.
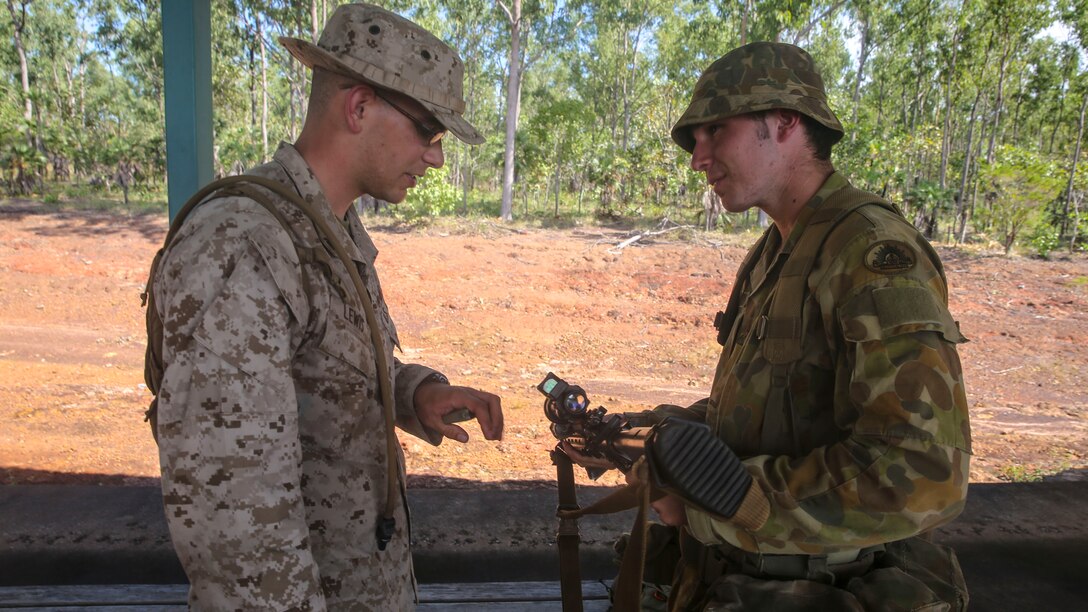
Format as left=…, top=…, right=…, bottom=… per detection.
left=864, top=240, right=916, bottom=275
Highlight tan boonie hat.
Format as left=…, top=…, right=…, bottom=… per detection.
left=671, top=41, right=843, bottom=153
left=280, top=3, right=484, bottom=145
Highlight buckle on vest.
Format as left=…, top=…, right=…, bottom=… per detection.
left=375, top=516, right=396, bottom=551
left=755, top=315, right=768, bottom=340
left=713, top=311, right=726, bottom=330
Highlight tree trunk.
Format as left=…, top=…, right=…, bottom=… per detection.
left=956, top=90, right=983, bottom=243
left=986, top=38, right=1011, bottom=164
left=6, top=0, right=33, bottom=148
left=1048, top=77, right=1068, bottom=155
left=499, top=0, right=523, bottom=222
left=792, top=0, right=847, bottom=44
left=741, top=0, right=750, bottom=45
left=850, top=17, right=871, bottom=135
left=939, top=24, right=962, bottom=190
left=258, top=15, right=269, bottom=161
left=460, top=67, right=480, bottom=216
left=248, top=31, right=257, bottom=132
left=551, top=136, right=562, bottom=216
left=1063, top=89, right=1088, bottom=245
left=1071, top=191, right=1081, bottom=252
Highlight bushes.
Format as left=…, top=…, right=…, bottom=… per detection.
left=399, top=166, right=459, bottom=221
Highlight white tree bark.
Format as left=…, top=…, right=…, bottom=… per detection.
left=499, top=0, right=522, bottom=222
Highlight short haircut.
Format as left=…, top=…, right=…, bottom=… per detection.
left=746, top=111, right=771, bottom=140
left=743, top=109, right=839, bottom=160
left=307, top=67, right=351, bottom=116
left=799, top=115, right=840, bottom=161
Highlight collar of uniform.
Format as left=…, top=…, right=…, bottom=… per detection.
left=779, top=171, right=849, bottom=256
left=747, top=172, right=848, bottom=295
left=271, top=142, right=373, bottom=266
left=343, top=204, right=379, bottom=265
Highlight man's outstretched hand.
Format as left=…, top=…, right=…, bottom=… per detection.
left=415, top=383, right=503, bottom=443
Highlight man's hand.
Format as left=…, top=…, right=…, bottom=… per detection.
left=414, top=382, right=503, bottom=443
left=650, top=493, right=688, bottom=527
left=559, top=440, right=619, bottom=472
left=622, top=462, right=688, bottom=527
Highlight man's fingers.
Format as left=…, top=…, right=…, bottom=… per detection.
left=439, top=423, right=469, bottom=444
left=466, top=389, right=503, bottom=440
left=560, top=441, right=616, bottom=470
left=442, top=407, right=473, bottom=425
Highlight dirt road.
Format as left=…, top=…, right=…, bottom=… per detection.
left=2, top=203, right=1086, bottom=488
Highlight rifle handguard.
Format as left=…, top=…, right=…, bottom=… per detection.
left=644, top=417, right=752, bottom=519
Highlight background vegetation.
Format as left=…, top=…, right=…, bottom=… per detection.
left=3, top=0, right=1088, bottom=255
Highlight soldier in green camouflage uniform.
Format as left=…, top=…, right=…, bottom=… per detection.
left=574, top=42, right=971, bottom=611
left=151, top=4, right=502, bottom=610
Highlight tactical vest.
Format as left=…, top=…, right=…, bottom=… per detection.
left=142, top=174, right=404, bottom=548
left=712, top=185, right=940, bottom=457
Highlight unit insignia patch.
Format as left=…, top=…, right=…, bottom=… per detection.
left=864, top=240, right=916, bottom=274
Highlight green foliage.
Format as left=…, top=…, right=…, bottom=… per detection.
left=978, top=145, right=1065, bottom=254
left=401, top=165, right=460, bottom=220
left=1029, top=221, right=1062, bottom=259
left=0, top=0, right=1085, bottom=243
left=998, top=464, right=1047, bottom=483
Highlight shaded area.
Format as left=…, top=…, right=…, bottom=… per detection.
left=0, top=468, right=158, bottom=487
left=1, top=481, right=1086, bottom=611
left=0, top=202, right=166, bottom=244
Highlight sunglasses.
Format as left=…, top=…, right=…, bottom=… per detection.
left=338, top=83, right=448, bottom=145
left=374, top=90, right=447, bottom=145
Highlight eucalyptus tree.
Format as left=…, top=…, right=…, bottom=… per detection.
left=404, top=0, right=502, bottom=212
left=562, top=0, right=672, bottom=216
left=1059, top=0, right=1088, bottom=247
left=980, top=0, right=1052, bottom=164
left=4, top=0, right=32, bottom=135
left=652, top=1, right=737, bottom=214
left=496, top=0, right=522, bottom=221
left=490, top=0, right=574, bottom=220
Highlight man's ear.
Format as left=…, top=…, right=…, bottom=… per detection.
left=344, top=83, right=377, bottom=134
left=773, top=109, right=803, bottom=141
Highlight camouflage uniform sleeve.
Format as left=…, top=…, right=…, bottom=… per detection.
left=632, top=399, right=710, bottom=427
left=393, top=360, right=445, bottom=445
left=687, top=228, right=971, bottom=554
left=155, top=202, right=326, bottom=609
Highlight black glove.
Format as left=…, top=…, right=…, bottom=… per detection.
left=644, top=417, right=752, bottom=519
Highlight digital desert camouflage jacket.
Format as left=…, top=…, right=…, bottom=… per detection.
left=153, top=143, right=443, bottom=610
left=682, top=172, right=972, bottom=556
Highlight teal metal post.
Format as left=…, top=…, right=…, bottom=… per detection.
left=162, top=0, right=214, bottom=222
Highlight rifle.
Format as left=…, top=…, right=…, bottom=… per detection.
left=538, top=372, right=754, bottom=611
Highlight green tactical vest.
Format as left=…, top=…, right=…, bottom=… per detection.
left=711, top=185, right=949, bottom=457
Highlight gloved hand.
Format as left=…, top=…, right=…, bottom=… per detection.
left=644, top=417, right=753, bottom=520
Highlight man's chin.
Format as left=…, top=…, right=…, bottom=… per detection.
left=370, top=191, right=407, bottom=205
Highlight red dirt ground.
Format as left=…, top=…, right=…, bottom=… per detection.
left=1, top=202, right=1086, bottom=489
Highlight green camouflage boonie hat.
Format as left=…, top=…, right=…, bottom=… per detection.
left=671, top=41, right=843, bottom=153
left=280, top=3, right=483, bottom=144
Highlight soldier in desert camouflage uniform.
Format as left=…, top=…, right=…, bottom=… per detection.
left=569, top=42, right=971, bottom=611
left=150, top=4, right=502, bottom=610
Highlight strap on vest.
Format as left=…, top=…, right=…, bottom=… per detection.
left=762, top=187, right=897, bottom=456
left=714, top=230, right=774, bottom=347
left=144, top=174, right=403, bottom=550
left=762, top=186, right=898, bottom=365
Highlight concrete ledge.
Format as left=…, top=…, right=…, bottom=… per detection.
left=2, top=482, right=1086, bottom=610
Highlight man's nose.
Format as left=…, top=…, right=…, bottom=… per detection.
left=690, top=138, right=710, bottom=173
left=424, top=141, right=444, bottom=168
